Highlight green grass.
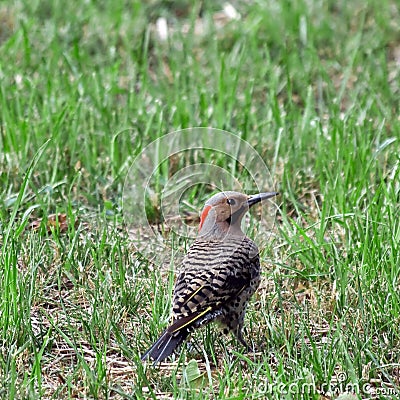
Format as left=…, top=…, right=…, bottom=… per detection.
left=1, top=0, right=400, bottom=398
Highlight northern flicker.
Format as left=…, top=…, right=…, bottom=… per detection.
left=141, top=191, right=278, bottom=363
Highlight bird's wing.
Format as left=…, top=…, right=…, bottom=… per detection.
left=172, top=239, right=258, bottom=321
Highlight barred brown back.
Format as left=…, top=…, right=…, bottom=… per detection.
left=173, top=236, right=260, bottom=340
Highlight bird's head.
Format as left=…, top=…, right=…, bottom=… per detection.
left=198, top=191, right=278, bottom=238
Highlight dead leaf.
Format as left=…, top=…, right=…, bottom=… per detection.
left=27, top=213, right=78, bottom=234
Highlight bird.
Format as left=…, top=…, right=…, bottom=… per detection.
left=141, top=190, right=278, bottom=363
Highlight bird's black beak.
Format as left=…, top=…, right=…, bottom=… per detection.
left=247, top=192, right=279, bottom=208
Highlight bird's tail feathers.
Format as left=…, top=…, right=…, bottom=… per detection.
left=141, top=309, right=214, bottom=363
left=141, top=327, right=189, bottom=363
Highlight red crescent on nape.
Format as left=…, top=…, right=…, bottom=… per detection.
left=199, top=205, right=212, bottom=230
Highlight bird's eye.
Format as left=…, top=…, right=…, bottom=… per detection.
left=227, top=198, right=236, bottom=205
